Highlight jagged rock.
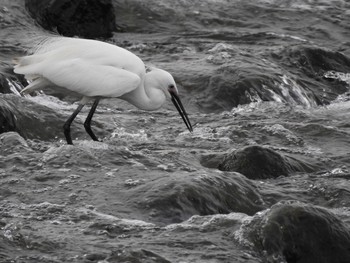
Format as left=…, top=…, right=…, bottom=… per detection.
left=0, top=67, right=27, bottom=94
left=24, top=0, right=116, bottom=38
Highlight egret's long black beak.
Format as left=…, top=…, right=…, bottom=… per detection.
left=170, top=92, right=193, bottom=132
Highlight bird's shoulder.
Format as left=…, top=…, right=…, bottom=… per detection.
left=39, top=37, right=147, bottom=77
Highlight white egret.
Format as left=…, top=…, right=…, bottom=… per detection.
left=13, top=37, right=193, bottom=144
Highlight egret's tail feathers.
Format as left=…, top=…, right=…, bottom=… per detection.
left=13, top=56, right=29, bottom=67
left=17, top=54, right=45, bottom=65
left=20, top=78, right=49, bottom=94
left=13, top=54, right=45, bottom=72
left=14, top=62, right=43, bottom=81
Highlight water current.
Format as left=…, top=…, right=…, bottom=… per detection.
left=1, top=1, right=350, bottom=262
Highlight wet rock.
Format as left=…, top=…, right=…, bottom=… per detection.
left=194, top=45, right=350, bottom=113
left=0, top=94, right=75, bottom=141
left=0, top=94, right=112, bottom=142
left=197, top=72, right=259, bottom=112
left=272, top=46, right=350, bottom=103
left=202, top=145, right=315, bottom=179
left=24, top=0, right=115, bottom=38
left=245, top=201, right=350, bottom=263
left=128, top=172, right=264, bottom=224
left=193, top=63, right=320, bottom=113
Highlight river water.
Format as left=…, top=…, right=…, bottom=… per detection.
left=1, top=1, right=350, bottom=262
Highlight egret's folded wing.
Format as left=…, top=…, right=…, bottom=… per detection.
left=39, top=58, right=141, bottom=98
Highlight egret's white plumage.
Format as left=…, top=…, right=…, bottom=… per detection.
left=14, top=37, right=193, bottom=144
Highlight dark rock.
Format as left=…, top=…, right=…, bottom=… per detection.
left=0, top=67, right=26, bottom=134
left=292, top=47, right=350, bottom=77
left=0, top=68, right=27, bottom=95
left=24, top=0, right=116, bottom=38
left=245, top=201, right=350, bottom=263
left=0, top=99, right=17, bottom=134
left=0, top=73, right=16, bottom=94
left=202, top=145, right=315, bottom=179
left=193, top=65, right=277, bottom=113
left=198, top=72, right=259, bottom=112
left=107, top=249, right=171, bottom=263
left=127, top=172, right=264, bottom=225
left=84, top=253, right=107, bottom=262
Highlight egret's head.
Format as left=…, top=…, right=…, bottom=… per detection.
left=145, top=68, right=193, bottom=132
left=145, top=68, right=177, bottom=99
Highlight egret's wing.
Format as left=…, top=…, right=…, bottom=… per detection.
left=17, top=58, right=141, bottom=98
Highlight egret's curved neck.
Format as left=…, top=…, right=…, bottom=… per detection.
left=121, top=79, right=166, bottom=111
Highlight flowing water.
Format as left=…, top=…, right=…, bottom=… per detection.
left=1, top=1, right=350, bottom=262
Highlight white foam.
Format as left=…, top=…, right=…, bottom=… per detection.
left=111, top=127, right=148, bottom=142
left=324, top=71, right=350, bottom=86
left=166, top=212, right=250, bottom=231
left=78, top=208, right=156, bottom=228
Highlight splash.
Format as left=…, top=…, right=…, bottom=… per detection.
left=111, top=127, right=148, bottom=142
left=277, top=75, right=317, bottom=107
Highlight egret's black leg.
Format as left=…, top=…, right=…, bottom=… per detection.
left=63, top=104, right=85, bottom=145
left=84, top=98, right=100, bottom=141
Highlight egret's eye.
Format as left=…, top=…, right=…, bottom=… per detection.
left=168, top=84, right=176, bottom=92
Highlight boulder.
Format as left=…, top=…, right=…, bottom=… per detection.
left=126, top=171, right=264, bottom=224
left=24, top=0, right=116, bottom=38
left=201, top=145, right=316, bottom=179
left=246, top=202, right=350, bottom=263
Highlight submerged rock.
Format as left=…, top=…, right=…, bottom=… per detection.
left=244, top=201, right=350, bottom=263
left=24, top=0, right=115, bottom=38
left=127, top=171, right=265, bottom=224
left=202, top=145, right=315, bottom=179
